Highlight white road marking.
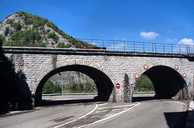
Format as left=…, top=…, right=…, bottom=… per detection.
left=53, top=104, right=98, bottom=128
left=98, top=104, right=136, bottom=110
left=77, top=102, right=140, bottom=128
left=98, top=102, right=108, bottom=107
left=171, top=100, right=188, bottom=108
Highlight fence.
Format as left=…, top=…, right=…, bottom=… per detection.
left=80, top=39, right=194, bottom=54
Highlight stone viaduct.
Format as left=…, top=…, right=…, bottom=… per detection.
left=3, top=47, right=194, bottom=105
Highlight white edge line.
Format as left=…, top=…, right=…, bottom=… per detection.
left=78, top=102, right=141, bottom=128
left=99, top=104, right=136, bottom=110
left=54, top=104, right=98, bottom=128
left=98, top=103, right=108, bottom=107
left=172, top=100, right=187, bottom=107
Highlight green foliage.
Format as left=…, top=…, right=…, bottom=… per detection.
left=18, top=11, right=47, bottom=27
left=0, top=35, right=5, bottom=45
left=0, top=48, right=32, bottom=113
left=62, top=81, right=96, bottom=93
left=12, top=23, right=22, bottom=31
left=42, top=80, right=96, bottom=94
left=42, top=80, right=61, bottom=94
left=3, top=11, right=96, bottom=48
left=4, top=27, right=9, bottom=36
left=57, top=42, right=70, bottom=48
left=135, top=75, right=154, bottom=92
left=48, top=32, right=58, bottom=42
left=6, top=29, right=42, bottom=47
left=62, top=34, right=96, bottom=48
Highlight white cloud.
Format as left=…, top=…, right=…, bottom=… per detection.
left=140, top=31, right=159, bottom=40
left=177, top=38, right=194, bottom=46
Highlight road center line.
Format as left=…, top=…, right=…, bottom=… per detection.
left=98, top=104, right=136, bottom=110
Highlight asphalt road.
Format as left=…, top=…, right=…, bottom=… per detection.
left=0, top=100, right=187, bottom=128
left=87, top=100, right=187, bottom=128
left=0, top=103, right=96, bottom=128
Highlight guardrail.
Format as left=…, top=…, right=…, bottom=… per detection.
left=2, top=39, right=194, bottom=56
left=79, top=39, right=194, bottom=54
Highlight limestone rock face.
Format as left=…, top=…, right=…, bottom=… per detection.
left=0, top=11, right=94, bottom=48
left=49, top=71, right=96, bottom=93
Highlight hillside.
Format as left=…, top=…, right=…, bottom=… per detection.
left=0, top=11, right=95, bottom=48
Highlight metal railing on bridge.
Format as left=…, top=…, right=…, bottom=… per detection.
left=79, top=39, right=194, bottom=55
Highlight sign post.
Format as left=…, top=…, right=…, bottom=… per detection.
left=115, top=81, right=121, bottom=95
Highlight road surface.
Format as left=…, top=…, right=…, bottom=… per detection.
left=86, top=100, right=187, bottom=128
left=0, top=100, right=187, bottom=128
left=0, top=103, right=96, bottom=128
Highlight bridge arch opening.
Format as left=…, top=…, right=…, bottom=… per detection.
left=35, top=64, right=114, bottom=106
left=134, top=65, right=187, bottom=101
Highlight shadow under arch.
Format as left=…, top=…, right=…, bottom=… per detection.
left=134, top=65, right=187, bottom=101
left=35, top=64, right=114, bottom=106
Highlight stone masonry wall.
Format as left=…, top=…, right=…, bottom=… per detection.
left=6, top=53, right=194, bottom=102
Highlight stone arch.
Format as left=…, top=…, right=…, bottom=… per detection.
left=35, top=64, right=114, bottom=105
left=135, top=65, right=188, bottom=100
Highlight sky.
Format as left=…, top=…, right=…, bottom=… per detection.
left=1, top=0, right=194, bottom=46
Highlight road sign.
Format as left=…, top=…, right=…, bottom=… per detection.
left=115, top=82, right=120, bottom=89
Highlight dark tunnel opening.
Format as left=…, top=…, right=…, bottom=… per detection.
left=133, top=65, right=187, bottom=101
left=35, top=64, right=114, bottom=106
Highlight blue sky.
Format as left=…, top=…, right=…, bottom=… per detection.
left=1, top=0, right=194, bottom=45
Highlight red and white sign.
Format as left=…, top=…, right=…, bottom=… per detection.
left=183, top=73, right=186, bottom=78
left=134, top=73, right=139, bottom=79
left=144, top=64, right=149, bottom=70
left=115, top=82, right=120, bottom=89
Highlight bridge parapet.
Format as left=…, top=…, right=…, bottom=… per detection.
left=2, top=46, right=194, bottom=60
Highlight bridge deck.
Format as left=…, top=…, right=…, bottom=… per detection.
left=2, top=47, right=194, bottom=59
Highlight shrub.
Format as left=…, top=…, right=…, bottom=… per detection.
left=6, top=29, right=41, bottom=46
left=42, top=80, right=61, bottom=94
left=57, top=43, right=70, bottom=48
left=0, top=35, right=5, bottom=44
left=135, top=75, right=154, bottom=92
left=48, top=32, right=58, bottom=42
left=13, top=23, right=22, bottom=31
left=0, top=46, right=32, bottom=113
left=4, top=27, right=9, bottom=36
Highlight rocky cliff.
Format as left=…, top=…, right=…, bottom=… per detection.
left=0, top=11, right=94, bottom=48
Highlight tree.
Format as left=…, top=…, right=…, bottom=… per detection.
left=57, top=43, right=70, bottom=48
left=14, top=23, right=22, bottom=31
left=6, top=29, right=41, bottom=47
left=0, top=45, right=32, bottom=113
left=135, top=75, right=154, bottom=92
left=4, top=27, right=9, bottom=36
left=42, top=80, right=61, bottom=94
left=48, top=32, right=58, bottom=43
left=0, top=35, right=5, bottom=45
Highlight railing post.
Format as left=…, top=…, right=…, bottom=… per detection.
left=171, top=44, right=173, bottom=53
left=102, top=40, right=105, bottom=48
left=143, top=43, right=145, bottom=52
left=163, top=44, right=165, bottom=53
left=124, top=41, right=126, bottom=52
left=133, top=42, right=136, bottom=52
left=113, top=40, right=115, bottom=51
left=154, top=43, right=156, bottom=53
left=178, top=45, right=181, bottom=54
left=152, top=43, right=154, bottom=53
